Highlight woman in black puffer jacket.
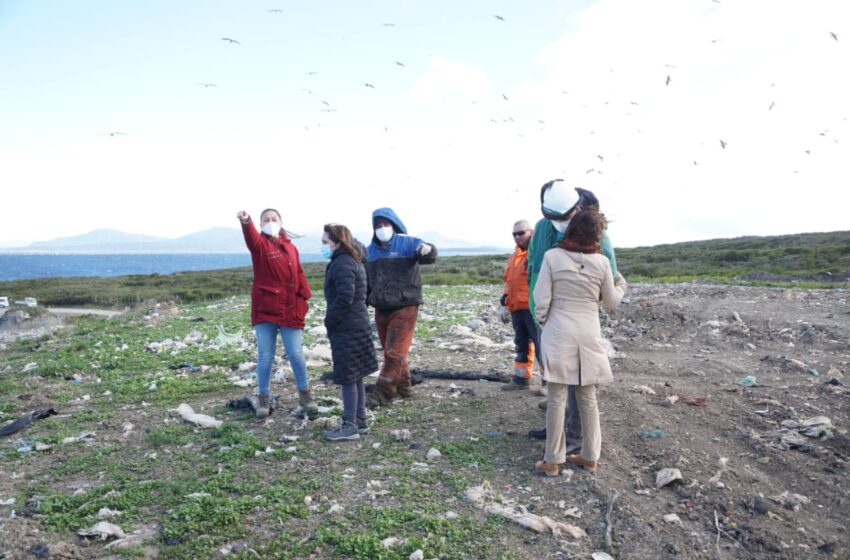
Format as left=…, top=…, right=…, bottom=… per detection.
left=320, top=223, right=379, bottom=441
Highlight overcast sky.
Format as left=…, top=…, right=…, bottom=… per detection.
left=1, top=0, right=847, bottom=249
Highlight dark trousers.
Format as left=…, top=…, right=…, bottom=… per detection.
left=341, top=379, right=366, bottom=423
left=511, top=309, right=540, bottom=364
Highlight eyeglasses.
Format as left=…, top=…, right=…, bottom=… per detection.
left=512, top=230, right=529, bottom=237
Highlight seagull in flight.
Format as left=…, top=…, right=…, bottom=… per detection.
left=382, top=22, right=395, bottom=27
left=305, top=71, right=318, bottom=76
left=665, top=75, right=671, bottom=86
left=597, top=154, right=604, bottom=163
left=494, top=14, right=506, bottom=21
left=395, top=61, right=405, bottom=67
left=268, top=9, right=283, bottom=13
left=221, top=37, right=240, bottom=44
left=502, top=93, right=509, bottom=101
left=719, top=139, right=727, bottom=149
left=197, top=82, right=217, bottom=88
left=102, top=132, right=127, bottom=137
left=364, top=82, right=375, bottom=88
left=830, top=31, right=838, bottom=41
left=769, top=101, right=775, bottom=111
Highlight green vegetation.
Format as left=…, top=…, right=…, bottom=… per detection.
left=2, top=231, right=847, bottom=310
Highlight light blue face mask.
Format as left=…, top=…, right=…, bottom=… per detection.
left=320, top=245, right=333, bottom=259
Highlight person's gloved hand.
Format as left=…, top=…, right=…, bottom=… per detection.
left=418, top=244, right=432, bottom=256
left=499, top=306, right=510, bottom=324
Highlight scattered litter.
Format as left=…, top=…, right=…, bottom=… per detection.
left=679, top=395, right=708, bottom=407
left=409, top=550, right=424, bottom=560
left=77, top=521, right=125, bottom=541
left=390, top=429, right=412, bottom=442
left=707, top=457, right=729, bottom=486
left=592, top=553, right=615, bottom=560
left=410, top=462, right=431, bottom=474
left=631, top=385, right=657, bottom=395
left=381, top=537, right=406, bottom=549
left=639, top=429, right=668, bottom=439
left=735, top=375, right=757, bottom=387
left=663, top=513, right=681, bottom=524
left=174, top=403, right=222, bottom=428
left=312, top=416, right=340, bottom=429
left=0, top=408, right=58, bottom=438
left=770, top=491, right=810, bottom=512
left=327, top=503, right=344, bottom=515
left=97, top=507, right=122, bottom=519
left=186, top=492, right=211, bottom=499
left=62, top=431, right=96, bottom=445
left=0, top=498, right=14, bottom=506
left=215, top=324, right=244, bottom=346
left=465, top=483, right=587, bottom=539
left=656, top=468, right=683, bottom=489
left=665, top=395, right=679, bottom=405
left=22, top=362, right=38, bottom=372
left=426, top=447, right=442, bottom=461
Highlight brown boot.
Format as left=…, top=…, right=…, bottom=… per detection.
left=396, top=373, right=413, bottom=399
left=298, top=389, right=319, bottom=419
left=566, top=454, right=597, bottom=473
left=255, top=393, right=271, bottom=418
left=366, top=382, right=396, bottom=408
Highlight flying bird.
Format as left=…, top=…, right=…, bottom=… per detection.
left=395, top=61, right=405, bottom=67
left=221, top=37, right=240, bottom=44
left=719, top=139, right=727, bottom=149
left=320, top=109, right=337, bottom=113
left=197, top=82, right=217, bottom=88
left=305, top=71, right=318, bottom=76
left=321, top=100, right=330, bottom=106
left=494, top=15, right=506, bottom=21
left=769, top=101, right=775, bottom=111
left=830, top=31, right=838, bottom=41
left=301, top=88, right=315, bottom=95
left=502, top=93, right=509, bottom=101
left=597, top=155, right=604, bottom=162
left=586, top=168, right=595, bottom=174
left=102, top=132, right=126, bottom=137
left=363, top=82, right=375, bottom=88
left=382, top=22, right=395, bottom=27
left=665, top=75, right=671, bottom=86
left=268, top=9, right=283, bottom=13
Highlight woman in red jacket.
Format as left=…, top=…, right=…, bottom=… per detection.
left=237, top=208, right=318, bottom=418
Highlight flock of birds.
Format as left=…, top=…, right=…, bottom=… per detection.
left=99, top=8, right=844, bottom=176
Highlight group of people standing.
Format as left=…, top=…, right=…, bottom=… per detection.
left=500, top=180, right=627, bottom=474
left=236, top=178, right=627, bottom=473
left=237, top=206, right=436, bottom=441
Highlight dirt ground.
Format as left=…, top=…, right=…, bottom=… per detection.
left=0, top=283, right=848, bottom=559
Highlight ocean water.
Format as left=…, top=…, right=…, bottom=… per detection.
left=0, top=253, right=323, bottom=281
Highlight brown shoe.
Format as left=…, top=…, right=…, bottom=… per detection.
left=297, top=389, right=319, bottom=419
left=396, top=374, right=413, bottom=399
left=255, top=393, right=271, bottom=418
left=534, top=460, right=561, bottom=477
left=366, top=383, right=396, bottom=408
left=566, top=454, right=597, bottom=472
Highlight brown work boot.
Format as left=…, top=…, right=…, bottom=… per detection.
left=534, top=460, right=561, bottom=477
left=366, top=382, right=396, bottom=408
left=396, top=374, right=413, bottom=399
left=298, top=389, right=319, bottom=419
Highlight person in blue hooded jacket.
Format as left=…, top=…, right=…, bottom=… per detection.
left=365, top=207, right=437, bottom=406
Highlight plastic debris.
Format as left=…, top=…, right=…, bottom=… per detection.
left=62, top=431, right=96, bottom=445
left=0, top=408, right=58, bottom=438
left=663, top=513, right=681, bottom=524
left=174, top=403, right=222, bottom=428
left=735, top=375, right=757, bottom=386
left=639, top=429, right=668, bottom=439
left=98, top=507, right=122, bottom=519
left=77, top=521, right=125, bottom=540
left=656, top=468, right=683, bottom=489
left=409, top=551, right=424, bottom=560
left=631, top=385, right=657, bottom=395
left=465, top=483, right=587, bottom=538
left=426, top=447, right=442, bottom=461
left=592, top=553, right=615, bottom=560
left=390, top=429, right=412, bottom=442
left=215, top=324, right=244, bottom=346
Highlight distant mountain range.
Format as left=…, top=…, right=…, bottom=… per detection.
left=3, top=228, right=510, bottom=254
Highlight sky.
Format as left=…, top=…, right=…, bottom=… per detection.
left=1, top=0, right=848, bottom=249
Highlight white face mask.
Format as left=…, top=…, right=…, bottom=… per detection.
left=552, top=219, right=570, bottom=233
left=375, top=226, right=394, bottom=243
left=261, top=222, right=281, bottom=237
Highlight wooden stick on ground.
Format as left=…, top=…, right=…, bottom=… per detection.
left=605, top=489, right=620, bottom=550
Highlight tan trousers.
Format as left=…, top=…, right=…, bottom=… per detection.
left=545, top=382, right=601, bottom=464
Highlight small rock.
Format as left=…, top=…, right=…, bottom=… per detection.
left=409, top=550, right=424, bottom=560
left=426, top=447, right=442, bottom=461
left=327, top=503, right=344, bottom=515
left=390, top=429, right=412, bottom=442
left=663, top=513, right=681, bottom=524
left=632, top=385, right=657, bottom=395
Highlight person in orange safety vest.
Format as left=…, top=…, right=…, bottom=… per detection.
left=499, top=219, right=540, bottom=391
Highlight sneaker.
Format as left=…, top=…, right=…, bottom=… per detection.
left=501, top=377, right=531, bottom=391
left=534, top=460, right=561, bottom=477
left=356, top=417, right=370, bottom=435
left=324, top=420, right=360, bottom=441
left=528, top=427, right=547, bottom=439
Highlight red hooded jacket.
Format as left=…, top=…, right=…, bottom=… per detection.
left=242, top=220, right=311, bottom=328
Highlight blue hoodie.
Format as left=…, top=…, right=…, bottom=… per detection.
left=365, top=207, right=438, bottom=310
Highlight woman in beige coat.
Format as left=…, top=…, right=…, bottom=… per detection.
left=533, top=208, right=627, bottom=474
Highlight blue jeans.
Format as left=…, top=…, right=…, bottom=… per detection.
left=254, top=322, right=309, bottom=395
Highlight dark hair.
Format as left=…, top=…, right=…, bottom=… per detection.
left=565, top=207, right=606, bottom=246
left=259, top=208, right=302, bottom=239
left=324, top=223, right=363, bottom=262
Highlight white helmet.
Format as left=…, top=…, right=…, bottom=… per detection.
left=540, top=179, right=580, bottom=219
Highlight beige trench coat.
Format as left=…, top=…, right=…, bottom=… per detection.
left=533, top=248, right=627, bottom=386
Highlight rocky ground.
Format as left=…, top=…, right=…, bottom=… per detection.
left=0, top=283, right=848, bottom=559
